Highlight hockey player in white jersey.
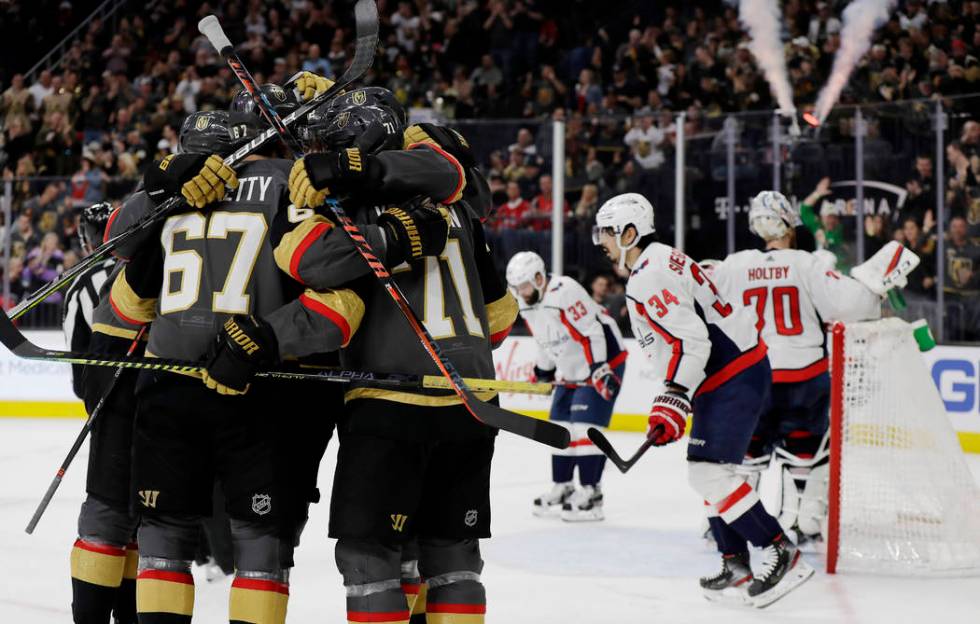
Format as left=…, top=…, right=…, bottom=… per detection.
left=711, top=191, right=919, bottom=547
left=506, top=251, right=627, bottom=521
left=593, top=192, right=812, bottom=607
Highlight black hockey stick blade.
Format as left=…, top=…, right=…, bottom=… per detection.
left=463, top=388, right=570, bottom=449
left=587, top=427, right=658, bottom=473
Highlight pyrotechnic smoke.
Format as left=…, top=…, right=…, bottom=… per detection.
left=738, top=0, right=796, bottom=116
left=814, top=0, right=897, bottom=123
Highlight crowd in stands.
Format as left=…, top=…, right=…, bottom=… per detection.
left=0, top=0, right=978, bottom=336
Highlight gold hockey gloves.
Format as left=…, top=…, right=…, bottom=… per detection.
left=144, top=153, right=238, bottom=210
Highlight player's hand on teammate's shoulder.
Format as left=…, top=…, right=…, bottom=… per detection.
left=144, top=153, right=238, bottom=210
left=377, top=196, right=450, bottom=264
left=201, top=315, right=279, bottom=396
left=648, top=387, right=691, bottom=446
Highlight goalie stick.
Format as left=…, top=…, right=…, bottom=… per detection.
left=0, top=309, right=560, bottom=395
left=587, top=426, right=661, bottom=474
left=6, top=0, right=379, bottom=322
left=199, top=10, right=569, bottom=450
left=24, top=326, right=146, bottom=534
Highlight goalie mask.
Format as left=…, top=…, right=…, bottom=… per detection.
left=593, top=193, right=656, bottom=270
left=748, top=191, right=801, bottom=241
left=506, top=251, right=547, bottom=306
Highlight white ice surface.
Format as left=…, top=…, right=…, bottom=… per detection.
left=1, top=419, right=979, bottom=623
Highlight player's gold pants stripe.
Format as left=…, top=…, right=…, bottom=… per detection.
left=229, top=577, right=289, bottom=624
left=123, top=544, right=139, bottom=580
left=136, top=570, right=194, bottom=616
left=345, top=387, right=497, bottom=407
left=70, top=539, right=126, bottom=587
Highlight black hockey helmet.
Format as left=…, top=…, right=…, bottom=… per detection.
left=230, top=83, right=301, bottom=119
left=78, top=201, right=113, bottom=253
left=324, top=87, right=407, bottom=126
left=178, top=110, right=262, bottom=156
left=300, top=103, right=403, bottom=155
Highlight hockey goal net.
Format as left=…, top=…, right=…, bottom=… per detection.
left=827, top=318, right=980, bottom=575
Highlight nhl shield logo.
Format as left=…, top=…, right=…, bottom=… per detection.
left=352, top=90, right=367, bottom=105
left=464, top=509, right=478, bottom=527
left=251, top=494, right=272, bottom=516
left=195, top=115, right=211, bottom=131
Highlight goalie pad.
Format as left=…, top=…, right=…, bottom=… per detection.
left=850, top=241, right=920, bottom=296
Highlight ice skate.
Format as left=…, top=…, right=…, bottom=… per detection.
left=700, top=552, right=753, bottom=604
left=560, top=485, right=604, bottom=522
left=747, top=535, right=815, bottom=608
left=533, top=482, right=574, bottom=517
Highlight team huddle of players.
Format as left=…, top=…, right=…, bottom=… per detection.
left=63, top=70, right=519, bottom=624
left=59, top=61, right=923, bottom=620
left=507, top=191, right=919, bottom=607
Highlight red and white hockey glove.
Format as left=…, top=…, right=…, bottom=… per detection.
left=648, top=391, right=691, bottom=445
left=589, top=362, right=621, bottom=402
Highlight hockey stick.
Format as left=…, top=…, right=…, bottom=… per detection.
left=200, top=12, right=569, bottom=450
left=7, top=1, right=379, bottom=322
left=24, top=326, right=146, bottom=534
left=586, top=426, right=661, bottom=474
left=0, top=311, right=555, bottom=394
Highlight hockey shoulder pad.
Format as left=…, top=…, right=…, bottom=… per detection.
left=850, top=241, right=921, bottom=296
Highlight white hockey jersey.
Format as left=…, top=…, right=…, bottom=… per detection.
left=712, top=248, right=880, bottom=381
left=519, top=275, right=627, bottom=382
left=626, top=243, right=766, bottom=396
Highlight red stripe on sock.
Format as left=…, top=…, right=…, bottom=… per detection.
left=231, top=577, right=289, bottom=595
left=73, top=539, right=126, bottom=557
left=426, top=603, right=487, bottom=614
left=137, top=569, right=193, bottom=585
left=716, top=482, right=753, bottom=514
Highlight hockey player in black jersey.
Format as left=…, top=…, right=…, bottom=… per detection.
left=272, top=91, right=517, bottom=624
left=64, top=202, right=144, bottom=624
left=106, top=106, right=363, bottom=624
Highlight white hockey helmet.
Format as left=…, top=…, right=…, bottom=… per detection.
left=506, top=251, right=548, bottom=303
left=748, top=191, right=801, bottom=241
left=593, top=193, right=656, bottom=269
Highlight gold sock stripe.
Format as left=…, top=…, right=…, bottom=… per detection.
left=70, top=539, right=126, bottom=588
left=411, top=584, right=427, bottom=615
left=136, top=569, right=194, bottom=616
left=123, top=544, right=139, bottom=580
left=229, top=577, right=289, bottom=624
left=425, top=603, right=485, bottom=624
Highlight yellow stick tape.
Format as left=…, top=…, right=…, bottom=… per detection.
left=2, top=401, right=977, bottom=453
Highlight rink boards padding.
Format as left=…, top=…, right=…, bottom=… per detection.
left=2, top=332, right=979, bottom=452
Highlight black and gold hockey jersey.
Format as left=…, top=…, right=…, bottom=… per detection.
left=108, top=158, right=363, bottom=365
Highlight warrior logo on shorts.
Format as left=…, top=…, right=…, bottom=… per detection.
left=251, top=494, right=272, bottom=516
left=391, top=514, right=408, bottom=532
left=464, top=509, right=478, bottom=527
left=138, top=490, right=159, bottom=508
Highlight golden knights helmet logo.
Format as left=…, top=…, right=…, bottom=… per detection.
left=337, top=111, right=351, bottom=128
left=268, top=85, right=287, bottom=102
left=195, top=115, right=211, bottom=131
left=352, top=90, right=367, bottom=105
